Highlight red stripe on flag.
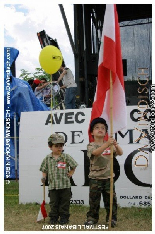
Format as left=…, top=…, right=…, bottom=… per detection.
left=41, top=200, right=47, bottom=218
left=103, top=36, right=116, bottom=74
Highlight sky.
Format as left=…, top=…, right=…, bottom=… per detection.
left=3, top=2, right=75, bottom=78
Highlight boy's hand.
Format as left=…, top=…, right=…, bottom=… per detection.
left=41, top=177, right=46, bottom=184
left=67, top=168, right=75, bottom=178
left=67, top=172, right=73, bottom=178
left=107, top=137, right=114, bottom=146
left=113, top=139, right=119, bottom=148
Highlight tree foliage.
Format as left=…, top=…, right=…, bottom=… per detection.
left=19, top=68, right=51, bottom=82
left=19, top=69, right=33, bottom=81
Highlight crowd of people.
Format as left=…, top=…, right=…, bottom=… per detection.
left=27, top=65, right=77, bottom=109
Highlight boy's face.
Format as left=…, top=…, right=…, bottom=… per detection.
left=91, top=123, right=107, bottom=138
left=49, top=143, right=64, bottom=155
left=41, top=79, right=47, bottom=84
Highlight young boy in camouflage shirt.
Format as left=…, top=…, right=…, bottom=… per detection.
left=85, top=118, right=123, bottom=227
left=40, top=133, right=78, bottom=225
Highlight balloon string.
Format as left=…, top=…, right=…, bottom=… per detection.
left=51, top=74, right=53, bottom=134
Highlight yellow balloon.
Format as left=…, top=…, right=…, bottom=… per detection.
left=39, top=45, right=63, bottom=74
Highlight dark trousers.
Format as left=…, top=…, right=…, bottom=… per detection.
left=49, top=188, right=71, bottom=220
left=65, top=87, right=77, bottom=109
left=87, top=179, right=117, bottom=223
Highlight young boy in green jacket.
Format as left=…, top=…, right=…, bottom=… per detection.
left=40, top=133, right=78, bottom=225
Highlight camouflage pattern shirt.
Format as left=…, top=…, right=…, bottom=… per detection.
left=87, top=142, right=117, bottom=180
left=40, top=153, right=78, bottom=190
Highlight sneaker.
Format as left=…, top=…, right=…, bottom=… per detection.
left=84, top=220, right=97, bottom=225
left=106, top=220, right=117, bottom=228
left=59, top=217, right=69, bottom=225
left=50, top=218, right=58, bottom=224
left=111, top=220, right=117, bottom=228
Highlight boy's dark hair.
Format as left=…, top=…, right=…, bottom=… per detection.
left=48, top=142, right=53, bottom=147
left=90, top=117, right=108, bottom=133
left=28, top=79, right=34, bottom=85
left=48, top=142, right=64, bottom=153
left=41, top=78, right=47, bottom=82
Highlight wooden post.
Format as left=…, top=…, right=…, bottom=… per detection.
left=108, top=70, right=113, bottom=230
left=43, top=183, right=45, bottom=201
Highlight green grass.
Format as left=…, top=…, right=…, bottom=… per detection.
left=4, top=180, right=152, bottom=231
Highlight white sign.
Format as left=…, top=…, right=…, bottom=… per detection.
left=19, top=107, right=151, bottom=207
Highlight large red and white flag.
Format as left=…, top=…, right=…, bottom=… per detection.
left=36, top=200, right=47, bottom=222
left=89, top=4, right=127, bottom=141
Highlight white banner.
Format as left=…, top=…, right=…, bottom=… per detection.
left=19, top=107, right=151, bottom=207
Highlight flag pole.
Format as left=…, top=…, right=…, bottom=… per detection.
left=43, top=182, right=45, bottom=222
left=109, top=70, right=114, bottom=230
